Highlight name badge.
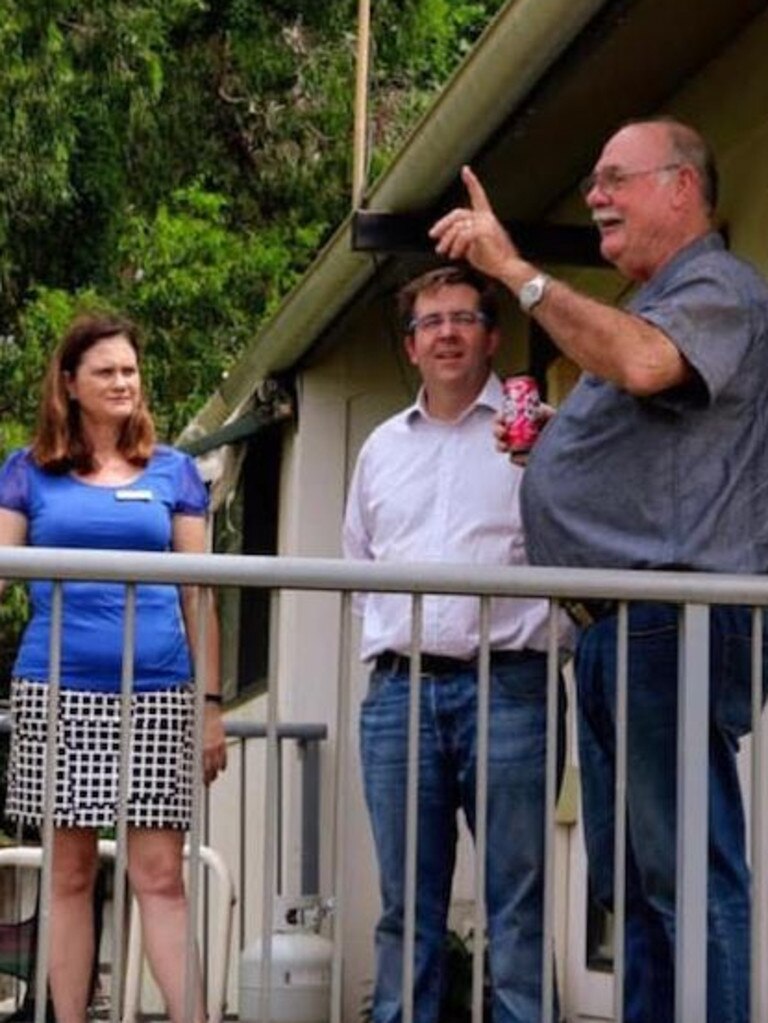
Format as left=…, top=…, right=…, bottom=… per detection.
left=115, top=489, right=154, bottom=502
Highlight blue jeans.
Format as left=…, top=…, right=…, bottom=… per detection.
left=360, top=653, right=565, bottom=1023
left=576, top=603, right=762, bottom=1023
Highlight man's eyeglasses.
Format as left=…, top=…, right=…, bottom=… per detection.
left=408, top=310, right=489, bottom=334
left=579, top=163, right=683, bottom=198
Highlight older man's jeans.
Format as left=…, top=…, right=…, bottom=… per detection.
left=360, top=654, right=564, bottom=1023
left=576, top=603, right=763, bottom=1023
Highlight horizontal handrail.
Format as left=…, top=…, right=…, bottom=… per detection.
left=0, top=547, right=766, bottom=605
left=0, top=713, right=327, bottom=741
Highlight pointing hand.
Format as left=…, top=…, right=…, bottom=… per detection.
left=429, top=166, right=520, bottom=276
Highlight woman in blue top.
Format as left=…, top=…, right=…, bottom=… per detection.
left=0, top=313, right=227, bottom=1023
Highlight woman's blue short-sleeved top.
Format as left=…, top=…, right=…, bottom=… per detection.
left=0, top=445, right=208, bottom=692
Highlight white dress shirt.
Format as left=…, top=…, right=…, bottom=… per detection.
left=343, top=374, right=572, bottom=661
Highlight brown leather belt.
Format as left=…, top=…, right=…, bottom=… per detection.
left=374, top=648, right=544, bottom=676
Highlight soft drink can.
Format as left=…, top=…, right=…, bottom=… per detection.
left=501, top=374, right=542, bottom=456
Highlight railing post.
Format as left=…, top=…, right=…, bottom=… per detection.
left=402, top=595, right=424, bottom=1023
left=330, top=591, right=353, bottom=1023
left=612, top=601, right=629, bottom=1023
left=541, top=601, right=561, bottom=1023
left=751, top=607, right=767, bottom=1022
left=675, top=602, right=709, bottom=1020
left=472, top=598, right=491, bottom=1023
left=258, top=589, right=282, bottom=1023
left=111, top=583, right=137, bottom=1023
left=34, top=581, right=62, bottom=1023
left=300, top=737, right=321, bottom=896
left=184, top=585, right=210, bottom=1023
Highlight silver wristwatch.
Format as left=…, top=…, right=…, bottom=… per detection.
left=518, top=273, right=551, bottom=314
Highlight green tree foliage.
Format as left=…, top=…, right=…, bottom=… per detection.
left=0, top=0, right=506, bottom=442
left=114, top=185, right=325, bottom=436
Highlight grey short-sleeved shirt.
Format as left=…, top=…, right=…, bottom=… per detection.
left=521, top=233, right=768, bottom=572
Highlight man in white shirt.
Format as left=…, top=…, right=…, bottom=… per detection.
left=343, top=266, right=567, bottom=1023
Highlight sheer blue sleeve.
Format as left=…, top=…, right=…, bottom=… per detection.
left=0, top=449, right=32, bottom=514
left=174, top=453, right=209, bottom=516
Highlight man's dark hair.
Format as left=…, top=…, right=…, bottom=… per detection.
left=397, top=265, right=499, bottom=332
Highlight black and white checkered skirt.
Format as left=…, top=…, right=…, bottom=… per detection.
left=6, top=678, right=195, bottom=830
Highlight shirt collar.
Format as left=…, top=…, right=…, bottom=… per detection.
left=406, top=372, right=502, bottom=425
left=637, top=231, right=724, bottom=299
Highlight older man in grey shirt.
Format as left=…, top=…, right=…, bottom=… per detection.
left=524, top=227, right=768, bottom=573
left=431, top=117, right=768, bottom=1023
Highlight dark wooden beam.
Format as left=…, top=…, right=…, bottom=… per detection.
left=351, top=210, right=608, bottom=267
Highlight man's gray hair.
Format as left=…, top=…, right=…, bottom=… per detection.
left=621, top=116, right=719, bottom=213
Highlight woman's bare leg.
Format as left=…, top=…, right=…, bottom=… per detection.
left=127, top=828, right=205, bottom=1023
left=48, top=828, right=99, bottom=1023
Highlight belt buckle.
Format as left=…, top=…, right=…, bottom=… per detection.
left=562, top=599, right=596, bottom=629
left=391, top=653, right=410, bottom=674
left=563, top=598, right=618, bottom=628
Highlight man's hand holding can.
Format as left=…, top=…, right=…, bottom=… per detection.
left=496, top=375, right=554, bottom=465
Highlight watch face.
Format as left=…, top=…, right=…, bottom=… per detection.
left=519, top=274, right=548, bottom=312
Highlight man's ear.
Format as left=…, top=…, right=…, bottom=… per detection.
left=672, top=164, right=698, bottom=210
left=404, top=333, right=419, bottom=366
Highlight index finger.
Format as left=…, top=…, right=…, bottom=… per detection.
left=461, top=165, right=493, bottom=213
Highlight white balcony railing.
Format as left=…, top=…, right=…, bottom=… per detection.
left=0, top=547, right=765, bottom=1023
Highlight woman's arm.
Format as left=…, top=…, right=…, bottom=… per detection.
left=172, top=514, right=227, bottom=785
left=0, top=508, right=29, bottom=599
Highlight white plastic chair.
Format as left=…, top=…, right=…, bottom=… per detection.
left=0, top=839, right=236, bottom=1023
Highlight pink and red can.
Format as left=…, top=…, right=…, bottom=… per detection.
left=501, top=374, right=542, bottom=456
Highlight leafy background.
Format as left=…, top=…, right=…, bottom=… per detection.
left=0, top=0, right=505, bottom=442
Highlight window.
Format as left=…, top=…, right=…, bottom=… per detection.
left=214, top=424, right=282, bottom=699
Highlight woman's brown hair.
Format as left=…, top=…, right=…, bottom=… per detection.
left=32, top=313, right=156, bottom=474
